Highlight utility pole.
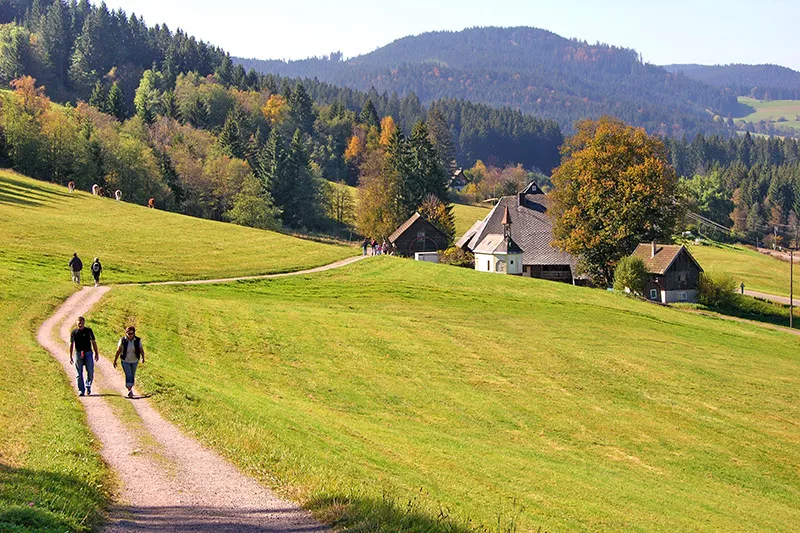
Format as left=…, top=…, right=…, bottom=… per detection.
left=791, top=248, right=794, bottom=329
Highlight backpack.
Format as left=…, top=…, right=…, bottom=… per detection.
left=121, top=336, right=142, bottom=360
left=91, top=262, right=101, bottom=273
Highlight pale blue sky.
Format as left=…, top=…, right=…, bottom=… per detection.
left=103, top=0, right=800, bottom=70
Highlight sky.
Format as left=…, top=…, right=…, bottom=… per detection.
left=102, top=0, right=800, bottom=71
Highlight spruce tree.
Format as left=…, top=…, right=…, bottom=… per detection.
left=218, top=106, right=248, bottom=159
left=426, top=107, right=456, bottom=172
left=288, top=82, right=314, bottom=135
left=40, top=0, right=70, bottom=85
left=106, top=81, right=124, bottom=120
left=359, top=99, right=380, bottom=131
left=89, top=80, right=107, bottom=111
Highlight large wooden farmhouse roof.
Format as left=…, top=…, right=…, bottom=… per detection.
left=464, top=191, right=578, bottom=269
left=631, top=244, right=703, bottom=275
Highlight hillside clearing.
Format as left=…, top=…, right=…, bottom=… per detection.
left=0, top=172, right=354, bottom=531
left=91, top=258, right=800, bottom=532
left=735, top=97, right=800, bottom=131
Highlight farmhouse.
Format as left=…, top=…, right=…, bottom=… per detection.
left=459, top=182, right=580, bottom=283
left=631, top=243, right=703, bottom=303
left=389, top=212, right=450, bottom=257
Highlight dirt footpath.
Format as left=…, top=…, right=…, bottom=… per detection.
left=38, top=284, right=333, bottom=532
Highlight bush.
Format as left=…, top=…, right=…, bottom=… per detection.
left=613, top=256, right=649, bottom=295
left=439, top=247, right=474, bottom=268
left=698, top=272, right=738, bottom=308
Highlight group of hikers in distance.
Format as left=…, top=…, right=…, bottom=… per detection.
left=362, top=238, right=394, bottom=256
left=69, top=253, right=103, bottom=286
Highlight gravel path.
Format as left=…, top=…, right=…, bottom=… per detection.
left=36, top=257, right=366, bottom=532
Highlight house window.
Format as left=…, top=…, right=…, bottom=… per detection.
left=417, top=231, right=426, bottom=238
left=680, top=291, right=688, bottom=301
left=679, top=271, right=687, bottom=282
left=650, top=289, right=658, bottom=300
left=487, top=260, right=491, bottom=271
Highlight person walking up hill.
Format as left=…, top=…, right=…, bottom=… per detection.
left=114, top=326, right=145, bottom=398
left=68, top=253, right=83, bottom=284
left=90, top=258, right=102, bottom=286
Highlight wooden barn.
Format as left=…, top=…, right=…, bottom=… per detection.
left=631, top=243, right=703, bottom=303
left=388, top=213, right=450, bottom=257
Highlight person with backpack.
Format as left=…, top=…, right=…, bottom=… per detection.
left=90, top=258, right=102, bottom=286
left=113, top=326, right=145, bottom=398
left=68, top=253, right=83, bottom=284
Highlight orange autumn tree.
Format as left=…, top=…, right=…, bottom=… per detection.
left=550, top=116, right=680, bottom=285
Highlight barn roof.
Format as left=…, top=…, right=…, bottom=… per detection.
left=464, top=191, right=578, bottom=270
left=631, top=244, right=703, bottom=275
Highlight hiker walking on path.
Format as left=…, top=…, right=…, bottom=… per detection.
left=68, top=253, right=83, bottom=284
left=113, top=326, right=145, bottom=398
left=362, top=238, right=369, bottom=256
left=90, top=257, right=102, bottom=286
left=69, top=316, right=98, bottom=396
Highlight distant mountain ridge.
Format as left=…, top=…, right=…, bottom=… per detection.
left=665, top=63, right=800, bottom=100
left=236, top=26, right=737, bottom=137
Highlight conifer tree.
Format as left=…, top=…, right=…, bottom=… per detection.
left=217, top=106, right=248, bottom=159
left=106, top=81, right=124, bottom=120
left=359, top=99, right=380, bottom=131
left=89, top=80, right=107, bottom=111
left=40, top=0, right=70, bottom=85
left=426, top=107, right=456, bottom=172
left=288, top=82, right=314, bottom=135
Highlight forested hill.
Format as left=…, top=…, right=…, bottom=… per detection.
left=665, top=64, right=800, bottom=100
left=236, top=26, right=737, bottom=138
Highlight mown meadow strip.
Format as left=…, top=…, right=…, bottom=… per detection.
left=90, top=258, right=800, bottom=531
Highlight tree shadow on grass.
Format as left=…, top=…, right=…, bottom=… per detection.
left=307, top=493, right=531, bottom=533
left=0, top=462, right=106, bottom=532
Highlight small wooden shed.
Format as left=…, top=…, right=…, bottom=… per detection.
left=389, top=213, right=450, bottom=257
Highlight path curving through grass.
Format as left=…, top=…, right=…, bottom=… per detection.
left=35, top=257, right=365, bottom=532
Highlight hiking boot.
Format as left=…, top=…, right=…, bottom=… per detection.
left=127, top=390, right=133, bottom=398
left=79, top=391, right=85, bottom=396
left=86, top=387, right=91, bottom=395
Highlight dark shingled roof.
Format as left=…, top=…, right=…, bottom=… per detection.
left=631, top=244, right=703, bottom=275
left=465, top=193, right=578, bottom=271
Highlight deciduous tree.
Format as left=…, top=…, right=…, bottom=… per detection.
left=551, top=116, right=680, bottom=285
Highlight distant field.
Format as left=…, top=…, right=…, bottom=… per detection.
left=91, top=258, right=800, bottom=532
left=687, top=241, right=799, bottom=297
left=452, top=202, right=490, bottom=237
left=0, top=171, right=355, bottom=531
left=736, top=97, right=800, bottom=131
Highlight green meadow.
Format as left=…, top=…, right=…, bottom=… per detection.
left=687, top=241, right=798, bottom=297
left=0, top=171, right=354, bottom=531
left=452, top=203, right=490, bottom=237
left=89, top=258, right=800, bottom=531
left=736, top=97, right=800, bottom=131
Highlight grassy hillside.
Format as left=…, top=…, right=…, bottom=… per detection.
left=736, top=97, right=800, bottom=131
left=452, top=203, right=490, bottom=238
left=0, top=170, right=355, bottom=532
left=0, top=172, right=356, bottom=283
left=687, top=241, right=799, bottom=297
left=90, top=258, right=800, bottom=531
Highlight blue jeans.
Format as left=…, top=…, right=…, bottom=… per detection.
left=121, top=361, right=138, bottom=389
left=74, top=351, right=94, bottom=393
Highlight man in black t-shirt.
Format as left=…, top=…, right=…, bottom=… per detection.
left=69, top=316, right=99, bottom=396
